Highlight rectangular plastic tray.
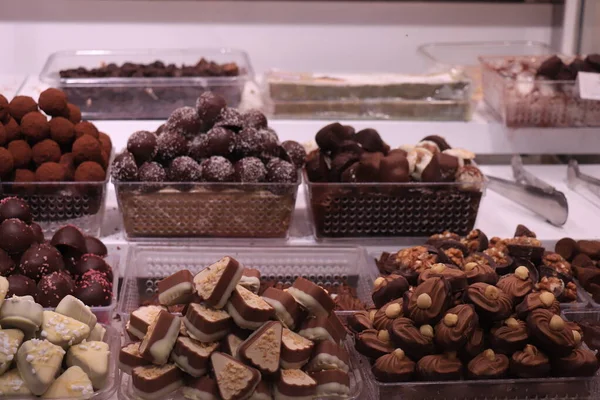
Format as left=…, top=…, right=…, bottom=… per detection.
left=118, top=245, right=378, bottom=317
left=304, top=171, right=485, bottom=239
left=480, top=54, right=600, bottom=128
left=39, top=48, right=254, bottom=120
left=0, top=178, right=108, bottom=238
left=113, top=179, right=300, bottom=239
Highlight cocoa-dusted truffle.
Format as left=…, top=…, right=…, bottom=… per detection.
left=0, top=218, right=35, bottom=254
left=59, top=153, right=76, bottom=180
left=282, top=141, right=307, bottom=168
left=49, top=117, right=75, bottom=145
left=3, top=117, right=20, bottom=142
left=35, top=162, right=66, bottom=181
left=168, top=156, right=202, bottom=182
left=111, top=151, right=138, bottom=181
left=37, top=271, right=75, bottom=307
left=7, top=274, right=36, bottom=297
left=234, top=157, right=266, bottom=183
left=165, top=106, right=203, bottom=139
left=84, top=236, right=107, bottom=257
left=74, top=253, right=113, bottom=281
left=196, top=91, right=226, bottom=128
left=242, top=109, right=268, bottom=129
left=74, top=121, right=99, bottom=138
left=138, top=162, right=166, bottom=182
left=0, top=148, right=14, bottom=177
left=20, top=111, right=50, bottom=143
left=19, top=243, right=65, bottom=281
left=38, top=88, right=68, bottom=117
left=0, top=94, right=8, bottom=122
left=127, top=130, right=157, bottom=165
left=72, top=134, right=102, bottom=164
left=266, top=159, right=296, bottom=183
left=0, top=197, right=32, bottom=223
left=75, top=270, right=112, bottom=306
left=0, top=248, right=15, bottom=275
left=156, top=132, right=188, bottom=162
left=201, top=156, right=234, bottom=182
left=8, top=95, right=37, bottom=122
left=67, top=103, right=82, bottom=124
left=7, top=140, right=32, bottom=168
left=74, top=161, right=106, bottom=182
left=12, top=169, right=36, bottom=192
left=0, top=124, right=6, bottom=146
left=32, top=139, right=61, bottom=165
left=98, top=132, right=112, bottom=155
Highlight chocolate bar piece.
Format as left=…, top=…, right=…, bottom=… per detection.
left=239, top=268, right=261, bottom=294
left=41, top=366, right=94, bottom=399
left=184, top=303, right=232, bottom=342
left=309, top=369, right=351, bottom=397
left=194, top=257, right=244, bottom=309
left=119, top=342, right=150, bottom=375
left=66, top=341, right=110, bottom=390
left=0, top=295, right=43, bottom=336
left=172, top=336, right=219, bottom=377
left=158, top=270, right=195, bottom=306
left=297, top=316, right=341, bottom=344
left=239, top=321, right=283, bottom=376
left=17, top=338, right=66, bottom=395
left=183, top=375, right=220, bottom=400
left=41, top=311, right=91, bottom=348
left=221, top=333, right=244, bottom=358
left=140, top=310, right=181, bottom=365
left=227, top=285, right=275, bottom=330
left=0, top=369, right=32, bottom=396
left=287, top=277, right=334, bottom=318
left=280, top=328, right=314, bottom=369
left=211, top=352, right=261, bottom=400
left=127, top=305, right=166, bottom=340
left=132, top=364, right=183, bottom=400
left=274, top=369, right=317, bottom=400
left=262, top=287, right=303, bottom=330
left=55, top=295, right=97, bottom=330
left=0, top=329, right=24, bottom=375
left=305, top=341, right=350, bottom=373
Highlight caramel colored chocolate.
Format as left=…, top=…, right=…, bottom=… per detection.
left=306, top=340, right=350, bottom=373
left=274, top=369, right=317, bottom=399
left=527, top=309, right=578, bottom=357
left=434, top=304, right=478, bottom=351
left=172, top=336, right=220, bottom=377
left=515, top=291, right=560, bottom=319
left=140, top=310, right=180, bottom=365
left=467, top=349, right=509, bottom=379
left=211, top=352, right=261, bottom=400
left=372, top=274, right=410, bottom=309
left=389, top=317, right=435, bottom=361
left=119, top=342, right=150, bottom=375
left=355, top=329, right=394, bottom=359
left=194, top=257, right=244, bottom=309
left=372, top=349, right=415, bottom=382
left=132, top=364, right=183, bottom=400
left=463, top=261, right=498, bottom=285
left=510, top=344, right=550, bottom=378
left=262, top=287, right=302, bottom=330
left=287, top=277, right=334, bottom=318
left=184, top=303, right=232, bottom=342
left=129, top=305, right=166, bottom=339
left=281, top=328, right=314, bottom=369
left=490, top=318, right=529, bottom=355
left=158, top=270, right=195, bottom=306
left=496, top=267, right=534, bottom=302
left=404, top=277, right=451, bottom=325
left=416, top=353, right=462, bottom=381
left=227, top=285, right=275, bottom=330
left=464, top=283, right=513, bottom=322
left=239, top=321, right=283, bottom=376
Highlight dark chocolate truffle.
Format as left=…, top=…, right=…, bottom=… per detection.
left=196, top=92, right=226, bottom=129
left=204, top=127, right=235, bottom=157
left=0, top=197, right=32, bottom=223
left=67, top=104, right=82, bottom=124
left=74, top=254, right=113, bottom=282
left=242, top=109, right=268, bottom=130
left=168, top=156, right=202, bottom=182
left=30, top=223, right=44, bottom=243
left=50, top=225, right=87, bottom=257
left=234, top=157, right=266, bottom=183
left=7, top=274, right=36, bottom=297
left=20, top=111, right=50, bottom=143
left=0, top=148, right=14, bottom=177
left=355, top=128, right=389, bottom=153
left=165, top=106, right=203, bottom=139
left=281, top=141, right=307, bottom=168
left=7, top=140, right=32, bottom=169
left=138, top=162, right=167, bottom=183
left=38, top=88, right=68, bottom=117
left=200, top=156, right=234, bottom=182
left=235, top=127, right=264, bottom=157
left=111, top=151, right=139, bottom=181
left=214, top=107, right=244, bottom=132
left=127, top=130, right=157, bottom=165
left=49, top=117, right=75, bottom=145
left=35, top=162, right=66, bottom=182
left=0, top=218, right=35, bottom=254
left=74, top=161, right=106, bottom=182
left=36, top=271, right=75, bottom=307
left=19, top=243, right=65, bottom=281
left=156, top=132, right=188, bottom=162
left=32, top=139, right=61, bottom=165
left=266, top=159, right=296, bottom=183
left=74, top=121, right=99, bottom=139
left=72, top=134, right=102, bottom=164
left=12, top=169, right=36, bottom=193
left=84, top=236, right=107, bottom=258
left=0, top=248, right=16, bottom=275
left=9, top=96, right=38, bottom=122
left=75, top=270, right=112, bottom=306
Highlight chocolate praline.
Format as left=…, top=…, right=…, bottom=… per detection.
left=389, top=317, right=436, bottom=361
left=214, top=107, right=244, bottom=132
left=355, top=329, right=395, bottom=359
left=464, top=283, right=513, bottom=323
left=0, top=248, right=15, bottom=275
left=515, top=291, right=560, bottom=319
left=7, top=274, right=37, bottom=297
left=127, top=130, right=157, bottom=165
left=19, top=243, right=65, bottom=281
left=196, top=92, right=226, bottom=128
left=75, top=270, right=112, bottom=306
left=36, top=271, right=75, bottom=307
left=434, top=304, right=479, bottom=351
left=416, top=353, right=463, bottom=381
left=506, top=237, right=545, bottom=264
left=461, top=229, right=489, bottom=253
left=200, top=156, right=235, bottom=182
left=242, top=109, right=268, bottom=130
left=373, top=299, right=404, bottom=331
left=459, top=327, right=486, bottom=362
left=234, top=157, right=266, bottom=183
left=110, top=151, right=139, bottom=182
left=347, top=310, right=375, bottom=334
left=526, top=309, right=578, bottom=357
left=266, top=158, right=296, bottom=183
left=0, top=197, right=32, bottom=223
left=372, top=349, right=416, bottom=383
left=426, top=231, right=461, bottom=247
left=482, top=247, right=513, bottom=275
left=165, top=106, right=203, bottom=139
left=467, top=349, right=509, bottom=380
left=463, top=261, right=499, bottom=285
left=0, top=218, right=35, bottom=254
left=372, top=274, right=410, bottom=309
left=84, top=236, right=108, bottom=257
left=379, top=246, right=439, bottom=285
left=418, top=263, right=467, bottom=293
left=496, top=266, right=534, bottom=303
left=168, top=156, right=202, bottom=182
left=490, top=317, right=529, bottom=355
left=403, top=277, right=452, bottom=326
left=74, top=254, right=113, bottom=282
left=50, top=225, right=87, bottom=257
left=551, top=348, right=599, bottom=377
left=281, top=141, right=307, bottom=168
left=156, top=131, right=188, bottom=163
left=510, top=344, right=551, bottom=378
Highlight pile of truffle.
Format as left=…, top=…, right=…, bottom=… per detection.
left=554, top=237, right=600, bottom=304
left=0, top=88, right=111, bottom=184
left=306, top=123, right=483, bottom=185
left=60, top=58, right=240, bottom=79
left=111, top=92, right=306, bottom=187
left=0, top=289, right=110, bottom=397
left=120, top=256, right=352, bottom=400
left=350, top=225, right=599, bottom=383
left=0, top=197, right=113, bottom=308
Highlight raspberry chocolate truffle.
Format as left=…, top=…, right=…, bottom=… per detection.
left=7, top=274, right=36, bottom=297
left=74, top=270, right=112, bottom=306
left=0, top=218, right=35, bottom=254
left=0, top=197, right=32, bottom=223
left=38, top=88, right=68, bottom=117
left=19, top=243, right=65, bottom=281
left=36, top=271, right=75, bottom=307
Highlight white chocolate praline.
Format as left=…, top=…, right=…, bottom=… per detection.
left=0, top=276, right=8, bottom=308
left=41, top=311, right=91, bottom=348
left=0, top=329, right=24, bottom=375
left=41, top=366, right=94, bottom=399
left=66, top=341, right=110, bottom=390
left=306, top=353, right=350, bottom=373
left=55, top=295, right=97, bottom=330
left=0, top=295, right=43, bottom=335
left=16, top=339, right=66, bottom=396
left=286, top=287, right=328, bottom=318
left=0, top=369, right=32, bottom=396
left=88, top=324, right=106, bottom=342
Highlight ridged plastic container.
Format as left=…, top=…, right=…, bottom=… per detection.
left=118, top=245, right=378, bottom=317
left=39, top=48, right=254, bottom=120
left=304, top=172, right=485, bottom=239
left=113, top=179, right=300, bottom=239
left=480, top=54, right=600, bottom=128
left=0, top=178, right=108, bottom=238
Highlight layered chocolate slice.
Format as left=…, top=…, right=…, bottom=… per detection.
left=184, top=303, right=232, bottom=342
left=127, top=305, right=166, bottom=340
left=274, top=369, right=317, bottom=400
left=227, top=285, right=275, bottom=330
left=132, top=364, right=183, bottom=400
left=140, top=310, right=180, bottom=365
left=211, top=352, right=261, bottom=400
left=158, top=270, right=195, bottom=306
left=119, top=342, right=150, bottom=375
left=287, top=277, right=334, bottom=318
left=239, top=268, right=261, bottom=294
left=182, top=375, right=220, bottom=400
left=194, top=257, right=244, bottom=309
left=309, top=369, right=351, bottom=397
left=305, top=341, right=350, bottom=373
left=239, top=321, right=283, bottom=376
left=280, top=328, right=314, bottom=369
left=172, top=336, right=220, bottom=377
left=262, top=287, right=303, bottom=330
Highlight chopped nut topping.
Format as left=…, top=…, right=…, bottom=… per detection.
left=444, top=248, right=464, bottom=267
left=543, top=253, right=572, bottom=276
left=395, top=246, right=437, bottom=272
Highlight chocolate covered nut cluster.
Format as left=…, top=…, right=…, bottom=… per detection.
left=0, top=198, right=113, bottom=308
left=353, top=226, right=600, bottom=383
left=122, top=256, right=353, bottom=400
left=555, top=237, right=600, bottom=304
left=0, top=293, right=110, bottom=397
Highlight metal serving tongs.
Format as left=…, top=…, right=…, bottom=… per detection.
left=567, top=160, right=600, bottom=208
left=485, top=156, right=569, bottom=227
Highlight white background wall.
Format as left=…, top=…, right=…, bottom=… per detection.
left=0, top=1, right=558, bottom=76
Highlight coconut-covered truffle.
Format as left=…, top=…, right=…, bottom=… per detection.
left=74, top=121, right=99, bottom=138
left=242, top=109, right=268, bottom=130
left=266, top=159, right=296, bottom=183
left=8, top=96, right=37, bottom=122
left=138, top=162, right=166, bottom=182
left=282, top=141, right=307, bottom=167
left=74, top=161, right=106, bottom=182
left=49, top=117, right=75, bottom=145
left=168, top=156, right=202, bottom=182
left=196, top=92, right=226, bottom=128
left=7, top=140, right=32, bottom=168
left=38, top=88, right=69, bottom=117
left=35, top=162, right=66, bottom=182
left=0, top=148, right=14, bottom=177
left=127, top=130, right=157, bottom=165
left=111, top=151, right=139, bottom=181
left=20, top=111, right=50, bottom=143
left=201, top=156, right=235, bottom=182
left=156, top=131, right=188, bottom=162
left=234, top=157, right=266, bottom=183
left=67, top=103, right=82, bottom=124
left=72, top=134, right=102, bottom=164
left=32, top=139, right=62, bottom=165
left=165, top=106, right=203, bottom=139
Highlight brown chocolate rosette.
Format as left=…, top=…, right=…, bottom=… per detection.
left=355, top=329, right=395, bottom=359
left=459, top=327, right=486, bottom=362
left=434, top=304, right=479, bottom=351
left=416, top=352, right=462, bottom=381
left=372, top=349, right=416, bottom=382
left=389, top=318, right=436, bottom=361
left=467, top=349, right=509, bottom=379
left=404, top=277, right=452, bottom=325
left=463, top=261, right=498, bottom=285
left=347, top=309, right=375, bottom=334
left=464, top=283, right=513, bottom=322
left=515, top=291, right=560, bottom=319
left=372, top=274, right=410, bottom=308
left=490, top=317, right=529, bottom=355
left=418, top=263, right=468, bottom=293
left=496, top=266, right=534, bottom=302
left=551, top=348, right=599, bottom=377
left=510, top=344, right=551, bottom=378
left=373, top=298, right=404, bottom=331
left=526, top=309, right=578, bottom=357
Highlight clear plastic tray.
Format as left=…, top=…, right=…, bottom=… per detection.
left=0, top=178, right=108, bottom=238
left=117, top=245, right=378, bottom=317
left=480, top=54, right=600, bottom=127
left=304, top=171, right=485, bottom=239
left=39, top=48, right=254, bottom=120
left=113, top=179, right=300, bottom=239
